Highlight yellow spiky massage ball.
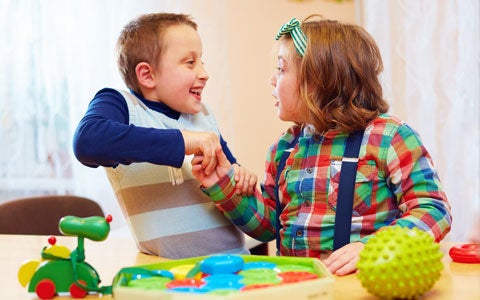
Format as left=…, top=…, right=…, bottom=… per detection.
left=357, top=227, right=443, bottom=299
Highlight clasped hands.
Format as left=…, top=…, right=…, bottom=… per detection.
left=183, top=130, right=257, bottom=196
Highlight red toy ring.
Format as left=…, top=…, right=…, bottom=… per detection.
left=449, top=243, right=480, bottom=263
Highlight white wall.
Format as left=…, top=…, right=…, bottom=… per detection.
left=200, top=0, right=356, bottom=179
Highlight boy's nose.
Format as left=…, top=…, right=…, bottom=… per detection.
left=198, top=65, right=209, bottom=81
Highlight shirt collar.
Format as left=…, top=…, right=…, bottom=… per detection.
left=131, top=90, right=181, bottom=120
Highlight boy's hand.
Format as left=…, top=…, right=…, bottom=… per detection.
left=232, top=164, right=257, bottom=196
left=182, top=130, right=220, bottom=176
left=191, top=148, right=232, bottom=188
left=323, top=242, right=364, bottom=276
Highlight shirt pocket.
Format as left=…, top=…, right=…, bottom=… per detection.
left=352, top=161, right=377, bottom=215
left=328, top=159, right=378, bottom=215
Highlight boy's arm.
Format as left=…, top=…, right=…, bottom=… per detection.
left=73, top=88, right=184, bottom=168
left=219, top=135, right=237, bottom=164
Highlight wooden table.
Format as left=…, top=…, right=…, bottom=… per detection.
left=1, top=234, right=479, bottom=299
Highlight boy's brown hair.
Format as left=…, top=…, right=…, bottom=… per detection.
left=116, top=13, right=197, bottom=96
left=292, top=15, right=389, bottom=133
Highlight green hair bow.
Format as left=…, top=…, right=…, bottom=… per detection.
left=275, top=18, right=307, bottom=57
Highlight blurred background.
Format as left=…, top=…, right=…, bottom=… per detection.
left=0, top=0, right=478, bottom=242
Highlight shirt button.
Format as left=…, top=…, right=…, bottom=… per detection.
left=306, top=167, right=313, bottom=174
left=296, top=230, right=303, bottom=237
left=304, top=200, right=311, bottom=206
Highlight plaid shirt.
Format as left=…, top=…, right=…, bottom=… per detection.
left=204, top=114, right=452, bottom=258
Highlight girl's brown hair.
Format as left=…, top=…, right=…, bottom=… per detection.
left=293, top=15, right=389, bottom=132
left=116, top=13, right=197, bottom=96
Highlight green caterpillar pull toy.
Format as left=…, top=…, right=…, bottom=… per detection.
left=18, top=214, right=113, bottom=299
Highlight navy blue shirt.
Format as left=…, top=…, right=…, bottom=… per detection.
left=73, top=88, right=237, bottom=168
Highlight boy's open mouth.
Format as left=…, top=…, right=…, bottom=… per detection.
left=190, top=88, right=202, bottom=96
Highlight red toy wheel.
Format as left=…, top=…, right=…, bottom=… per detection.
left=449, top=243, right=480, bottom=263
left=35, top=279, right=56, bottom=299
left=69, top=280, right=88, bottom=298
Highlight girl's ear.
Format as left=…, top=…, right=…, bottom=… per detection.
left=135, top=62, right=155, bottom=89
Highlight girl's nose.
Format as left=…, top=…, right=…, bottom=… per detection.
left=270, top=75, right=276, bottom=86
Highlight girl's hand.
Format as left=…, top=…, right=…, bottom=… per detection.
left=191, top=148, right=232, bottom=188
left=323, top=242, right=365, bottom=276
left=232, top=164, right=257, bottom=196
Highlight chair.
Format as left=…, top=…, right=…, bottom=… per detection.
left=0, top=195, right=104, bottom=235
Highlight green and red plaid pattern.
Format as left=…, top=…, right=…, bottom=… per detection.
left=204, top=114, right=452, bottom=258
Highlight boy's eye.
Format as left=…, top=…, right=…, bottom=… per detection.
left=276, top=67, right=284, bottom=74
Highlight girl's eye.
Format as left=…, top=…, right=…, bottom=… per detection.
left=276, top=67, right=284, bottom=74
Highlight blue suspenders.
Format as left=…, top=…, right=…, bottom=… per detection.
left=332, top=130, right=364, bottom=250
left=275, top=130, right=364, bottom=254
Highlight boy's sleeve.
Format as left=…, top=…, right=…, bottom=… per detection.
left=219, top=135, right=237, bottom=164
left=73, top=88, right=184, bottom=168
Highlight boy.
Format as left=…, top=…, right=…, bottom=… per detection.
left=73, top=13, right=256, bottom=258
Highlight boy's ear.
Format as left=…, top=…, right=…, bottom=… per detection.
left=135, top=62, right=155, bottom=89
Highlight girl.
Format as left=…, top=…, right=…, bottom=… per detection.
left=192, top=15, right=452, bottom=275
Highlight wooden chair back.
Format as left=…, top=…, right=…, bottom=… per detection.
left=0, top=195, right=104, bottom=235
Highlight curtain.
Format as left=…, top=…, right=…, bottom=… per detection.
left=0, top=0, right=229, bottom=233
left=360, top=0, right=480, bottom=241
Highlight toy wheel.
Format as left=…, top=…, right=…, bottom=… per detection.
left=35, top=279, right=56, bottom=299
left=449, top=243, right=480, bottom=263
left=69, top=280, right=88, bottom=298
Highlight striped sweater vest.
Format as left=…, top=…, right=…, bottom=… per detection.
left=104, top=90, right=247, bottom=258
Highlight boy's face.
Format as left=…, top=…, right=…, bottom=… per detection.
left=270, top=40, right=307, bottom=123
left=153, top=24, right=208, bottom=114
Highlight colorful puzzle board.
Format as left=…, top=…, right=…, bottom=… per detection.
left=112, top=254, right=334, bottom=300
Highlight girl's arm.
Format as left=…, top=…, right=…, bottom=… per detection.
left=384, top=123, right=452, bottom=242
left=192, top=148, right=276, bottom=242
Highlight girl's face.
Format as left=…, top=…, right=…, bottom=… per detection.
left=153, top=24, right=209, bottom=114
left=270, top=40, right=307, bottom=123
